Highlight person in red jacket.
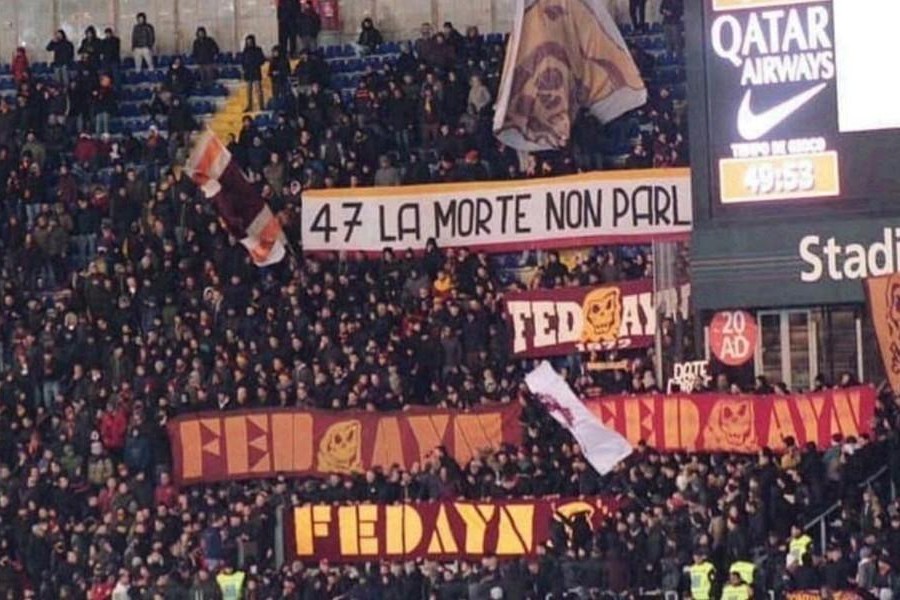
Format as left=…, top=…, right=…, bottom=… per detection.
left=153, top=471, right=178, bottom=508
left=11, top=47, right=30, bottom=85
left=99, top=402, right=128, bottom=455
left=73, top=133, right=101, bottom=166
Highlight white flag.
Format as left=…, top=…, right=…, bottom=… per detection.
left=525, top=361, right=632, bottom=474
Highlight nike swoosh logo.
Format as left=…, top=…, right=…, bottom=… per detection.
left=737, top=83, right=828, bottom=141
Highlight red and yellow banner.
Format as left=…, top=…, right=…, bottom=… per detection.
left=866, top=273, right=900, bottom=393
left=504, top=280, right=690, bottom=357
left=786, top=592, right=865, bottom=600
left=585, top=387, right=875, bottom=452
left=169, top=405, right=521, bottom=484
left=288, top=497, right=623, bottom=561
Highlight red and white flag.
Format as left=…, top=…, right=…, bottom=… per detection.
left=187, top=131, right=287, bottom=267
left=525, top=361, right=632, bottom=474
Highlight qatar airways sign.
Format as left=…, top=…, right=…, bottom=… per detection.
left=705, top=0, right=841, bottom=205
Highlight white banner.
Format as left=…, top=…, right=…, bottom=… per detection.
left=301, top=169, right=692, bottom=254
left=525, top=361, right=633, bottom=475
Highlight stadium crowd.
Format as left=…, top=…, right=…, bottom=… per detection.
left=3, top=2, right=900, bottom=600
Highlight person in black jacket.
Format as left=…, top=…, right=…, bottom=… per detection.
left=357, top=18, right=384, bottom=55
left=163, top=56, right=194, bottom=98
left=46, top=30, right=74, bottom=86
left=192, top=27, right=219, bottom=83
left=268, top=45, right=291, bottom=103
left=71, top=53, right=98, bottom=132
left=78, top=26, right=101, bottom=68
left=297, top=1, right=322, bottom=52
left=277, top=0, right=299, bottom=58
left=91, top=74, right=116, bottom=135
left=241, top=35, right=266, bottom=112
left=167, top=96, right=196, bottom=154
left=100, top=28, right=121, bottom=83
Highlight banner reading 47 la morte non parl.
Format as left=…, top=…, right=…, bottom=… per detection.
left=301, top=169, right=691, bottom=254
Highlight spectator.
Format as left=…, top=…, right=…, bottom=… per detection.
left=72, top=52, right=98, bottom=133
left=427, top=33, right=456, bottom=70
left=100, top=28, right=122, bottom=83
left=277, top=0, right=300, bottom=57
left=269, top=45, right=291, bottom=103
left=131, top=12, right=155, bottom=72
left=420, top=86, right=442, bottom=147
left=357, top=17, right=384, bottom=55
left=46, top=30, right=75, bottom=85
left=78, top=26, right=101, bottom=68
left=386, top=87, right=415, bottom=156
left=192, top=27, right=220, bottom=84
left=241, top=35, right=266, bottom=113
left=630, top=0, right=648, bottom=31
left=163, top=55, right=194, bottom=98
left=297, top=0, right=322, bottom=52
left=468, top=74, right=492, bottom=117
left=462, top=26, right=483, bottom=61
left=660, top=0, right=684, bottom=55
left=414, top=22, right=435, bottom=62
left=91, top=74, right=116, bottom=135
left=11, top=47, right=29, bottom=86
left=167, top=95, right=197, bottom=149
left=442, top=21, right=465, bottom=54
left=374, top=154, right=401, bottom=187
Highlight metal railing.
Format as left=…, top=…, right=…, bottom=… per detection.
left=803, top=465, right=891, bottom=553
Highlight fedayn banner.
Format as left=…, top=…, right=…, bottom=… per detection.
left=504, top=280, right=691, bottom=357
left=300, top=169, right=691, bottom=254
left=865, top=273, right=900, bottom=392
left=585, top=387, right=874, bottom=452
left=786, top=592, right=865, bottom=600
left=169, top=404, right=521, bottom=484
left=288, top=497, right=624, bottom=561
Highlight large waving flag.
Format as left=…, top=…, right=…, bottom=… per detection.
left=865, top=273, right=900, bottom=392
left=493, top=0, right=647, bottom=151
left=187, top=131, right=286, bottom=267
left=526, top=361, right=632, bottom=474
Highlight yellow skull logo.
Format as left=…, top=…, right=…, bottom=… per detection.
left=581, top=287, right=622, bottom=344
left=702, top=400, right=755, bottom=452
left=317, top=420, right=363, bottom=474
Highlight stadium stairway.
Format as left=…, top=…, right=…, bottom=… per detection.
left=208, top=63, right=274, bottom=141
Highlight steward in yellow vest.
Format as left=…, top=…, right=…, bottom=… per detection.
left=721, top=570, right=752, bottom=600
left=688, top=551, right=716, bottom=600
left=788, top=525, right=813, bottom=565
left=216, top=566, right=246, bottom=600
left=729, top=560, right=755, bottom=585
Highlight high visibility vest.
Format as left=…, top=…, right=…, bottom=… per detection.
left=216, top=571, right=246, bottom=600
left=689, top=562, right=715, bottom=600
left=789, top=534, right=813, bottom=563
left=729, top=561, right=756, bottom=584
left=721, top=583, right=751, bottom=600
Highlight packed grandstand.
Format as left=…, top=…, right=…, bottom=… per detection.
left=0, top=0, right=897, bottom=599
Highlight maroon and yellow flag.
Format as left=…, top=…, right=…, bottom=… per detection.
left=866, top=273, right=900, bottom=391
left=493, top=0, right=647, bottom=151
